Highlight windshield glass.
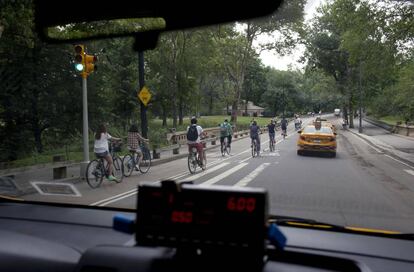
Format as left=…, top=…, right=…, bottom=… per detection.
left=303, top=126, right=332, bottom=134
left=1, top=0, right=414, bottom=234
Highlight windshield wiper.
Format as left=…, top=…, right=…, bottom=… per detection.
left=268, top=215, right=414, bottom=241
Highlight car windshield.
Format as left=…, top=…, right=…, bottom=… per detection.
left=303, top=126, right=332, bottom=134
left=1, top=0, right=414, bottom=234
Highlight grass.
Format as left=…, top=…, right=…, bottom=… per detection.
left=150, top=115, right=274, bottom=130
left=377, top=116, right=404, bottom=126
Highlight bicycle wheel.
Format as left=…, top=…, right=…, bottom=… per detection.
left=122, top=154, right=134, bottom=177
left=225, top=138, right=230, bottom=155
left=188, top=153, right=197, bottom=174
left=221, top=140, right=225, bottom=156
left=139, top=148, right=151, bottom=174
left=201, top=150, right=207, bottom=170
left=112, top=156, right=124, bottom=183
left=251, top=140, right=256, bottom=157
left=86, top=159, right=104, bottom=188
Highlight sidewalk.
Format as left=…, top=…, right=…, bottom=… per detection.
left=347, top=118, right=414, bottom=165
left=0, top=134, right=249, bottom=197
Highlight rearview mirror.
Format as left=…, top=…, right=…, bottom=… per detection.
left=34, top=0, right=283, bottom=46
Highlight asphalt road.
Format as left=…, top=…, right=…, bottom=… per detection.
left=24, top=115, right=414, bottom=233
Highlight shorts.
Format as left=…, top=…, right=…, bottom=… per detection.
left=188, top=143, right=203, bottom=154
left=95, top=151, right=109, bottom=158
left=128, top=147, right=142, bottom=153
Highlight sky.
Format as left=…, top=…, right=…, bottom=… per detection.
left=257, top=0, right=324, bottom=70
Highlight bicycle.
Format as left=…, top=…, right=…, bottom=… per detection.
left=86, top=141, right=123, bottom=188
left=269, top=134, right=275, bottom=152
left=122, top=143, right=151, bottom=177
left=188, top=144, right=206, bottom=174
left=282, top=129, right=287, bottom=140
left=251, top=138, right=260, bottom=157
left=221, top=136, right=231, bottom=156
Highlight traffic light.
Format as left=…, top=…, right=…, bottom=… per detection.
left=74, top=44, right=85, bottom=72
left=85, top=54, right=97, bottom=74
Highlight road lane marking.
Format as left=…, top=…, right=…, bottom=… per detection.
left=179, top=163, right=230, bottom=181
left=90, top=188, right=138, bottom=206
left=239, top=156, right=252, bottom=163
left=384, top=155, right=414, bottom=170
left=349, top=132, right=383, bottom=153
left=404, top=169, right=414, bottom=176
left=97, top=191, right=137, bottom=207
left=199, top=163, right=248, bottom=185
left=233, top=163, right=270, bottom=187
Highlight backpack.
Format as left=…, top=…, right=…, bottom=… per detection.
left=220, top=124, right=227, bottom=134
left=187, top=125, right=198, bottom=141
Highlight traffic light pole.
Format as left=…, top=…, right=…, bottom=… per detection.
left=80, top=73, right=90, bottom=178
left=139, top=51, right=148, bottom=138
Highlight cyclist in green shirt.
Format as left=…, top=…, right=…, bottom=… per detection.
left=219, top=119, right=233, bottom=153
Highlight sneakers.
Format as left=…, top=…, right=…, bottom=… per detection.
left=108, top=175, right=119, bottom=182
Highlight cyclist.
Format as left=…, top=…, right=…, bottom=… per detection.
left=93, top=124, right=122, bottom=181
left=127, top=124, right=149, bottom=165
left=219, top=119, right=232, bottom=152
left=250, top=120, right=262, bottom=154
left=187, top=117, right=205, bottom=169
left=294, top=115, right=302, bottom=130
left=281, top=117, right=288, bottom=137
left=267, top=119, right=276, bottom=146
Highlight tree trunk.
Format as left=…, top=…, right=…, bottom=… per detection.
left=231, top=100, right=238, bottom=123
left=178, top=96, right=183, bottom=125
left=348, top=93, right=354, bottom=128
left=162, top=103, right=167, bottom=127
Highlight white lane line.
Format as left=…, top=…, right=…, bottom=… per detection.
left=199, top=163, right=248, bottom=186
left=89, top=188, right=138, bottom=206
left=179, top=162, right=230, bottom=181
left=384, top=155, right=414, bottom=170
left=239, top=156, right=252, bottom=163
left=349, top=132, right=383, bottom=153
left=233, top=163, right=270, bottom=187
left=97, top=191, right=137, bottom=207
left=404, top=169, right=414, bottom=176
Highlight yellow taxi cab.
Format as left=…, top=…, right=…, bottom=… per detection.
left=297, top=124, right=337, bottom=157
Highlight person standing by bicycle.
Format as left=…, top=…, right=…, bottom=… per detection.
left=250, top=120, right=262, bottom=154
left=94, top=124, right=122, bottom=182
left=281, top=117, right=288, bottom=138
left=127, top=124, right=149, bottom=165
left=267, top=119, right=276, bottom=145
left=187, top=117, right=206, bottom=170
left=219, top=119, right=232, bottom=152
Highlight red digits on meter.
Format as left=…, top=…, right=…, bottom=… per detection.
left=227, top=197, right=256, bottom=213
left=171, top=211, right=193, bottom=223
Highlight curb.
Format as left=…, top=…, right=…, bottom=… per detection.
left=346, top=129, right=414, bottom=168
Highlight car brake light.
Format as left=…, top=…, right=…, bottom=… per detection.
left=300, top=136, right=306, bottom=141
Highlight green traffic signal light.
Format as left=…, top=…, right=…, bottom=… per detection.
left=75, top=63, right=84, bottom=71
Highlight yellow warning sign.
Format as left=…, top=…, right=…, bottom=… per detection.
left=138, top=86, right=151, bottom=106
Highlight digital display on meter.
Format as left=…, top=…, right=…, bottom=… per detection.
left=136, top=181, right=268, bottom=253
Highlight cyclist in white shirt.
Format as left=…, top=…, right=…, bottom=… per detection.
left=94, top=124, right=122, bottom=181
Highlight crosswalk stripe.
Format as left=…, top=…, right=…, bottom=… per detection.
left=233, top=163, right=270, bottom=187
left=179, top=162, right=230, bottom=181
left=404, top=169, right=414, bottom=176
left=199, top=163, right=248, bottom=185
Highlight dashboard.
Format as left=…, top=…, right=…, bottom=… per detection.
left=1, top=200, right=414, bottom=272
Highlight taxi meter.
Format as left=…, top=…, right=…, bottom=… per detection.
left=136, top=180, right=268, bottom=257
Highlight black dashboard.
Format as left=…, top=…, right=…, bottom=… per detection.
left=1, top=201, right=414, bottom=272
